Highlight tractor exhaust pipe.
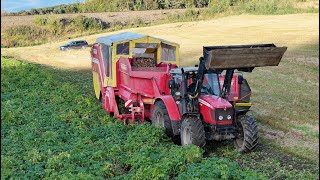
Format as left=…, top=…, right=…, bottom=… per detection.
left=203, top=44, right=287, bottom=71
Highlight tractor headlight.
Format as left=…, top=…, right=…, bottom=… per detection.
left=215, top=108, right=234, bottom=121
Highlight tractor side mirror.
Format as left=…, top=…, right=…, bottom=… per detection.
left=168, top=79, right=175, bottom=89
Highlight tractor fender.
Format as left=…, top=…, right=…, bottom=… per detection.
left=155, top=95, right=181, bottom=121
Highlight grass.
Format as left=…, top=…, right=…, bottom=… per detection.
left=208, top=138, right=319, bottom=179
left=0, top=56, right=201, bottom=179
left=1, top=56, right=318, bottom=179
left=248, top=58, right=319, bottom=131
left=0, top=56, right=255, bottom=179
left=244, top=41, right=319, bottom=161
left=1, top=9, right=319, bottom=178
left=2, top=14, right=318, bottom=154
left=291, top=124, right=319, bottom=139
left=1, top=15, right=108, bottom=48
left=163, top=0, right=318, bottom=23
left=1, top=16, right=154, bottom=48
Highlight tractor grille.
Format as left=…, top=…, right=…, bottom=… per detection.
left=215, top=108, right=234, bottom=121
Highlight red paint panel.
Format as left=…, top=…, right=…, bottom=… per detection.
left=91, top=44, right=104, bottom=91
left=199, top=102, right=214, bottom=124
left=104, top=87, right=118, bottom=115
left=156, top=96, right=181, bottom=121
left=217, top=120, right=233, bottom=125
left=199, top=95, right=233, bottom=125
left=117, top=57, right=170, bottom=98
left=200, top=95, right=233, bottom=109
left=219, top=75, right=240, bottom=101
left=103, top=56, right=181, bottom=121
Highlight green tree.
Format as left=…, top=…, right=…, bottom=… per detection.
left=29, top=8, right=39, bottom=15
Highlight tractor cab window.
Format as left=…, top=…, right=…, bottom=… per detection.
left=116, top=42, right=129, bottom=55
left=204, top=73, right=221, bottom=96
left=161, top=43, right=176, bottom=61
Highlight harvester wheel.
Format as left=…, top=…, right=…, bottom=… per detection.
left=152, top=101, right=174, bottom=137
left=180, top=117, right=206, bottom=148
left=234, top=115, right=258, bottom=153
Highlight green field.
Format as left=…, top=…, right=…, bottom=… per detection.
left=1, top=56, right=318, bottom=179
left=1, top=2, right=319, bottom=178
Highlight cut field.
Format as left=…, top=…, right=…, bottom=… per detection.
left=1, top=13, right=319, bottom=178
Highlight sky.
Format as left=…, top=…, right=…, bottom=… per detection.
left=1, top=0, right=85, bottom=12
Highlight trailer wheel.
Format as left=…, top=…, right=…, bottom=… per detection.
left=180, top=117, right=206, bottom=148
left=152, top=101, right=174, bottom=137
left=234, top=115, right=258, bottom=153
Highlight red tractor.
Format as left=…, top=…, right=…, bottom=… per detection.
left=91, top=32, right=287, bottom=152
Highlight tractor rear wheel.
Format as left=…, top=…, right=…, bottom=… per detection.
left=234, top=115, right=258, bottom=153
left=151, top=101, right=174, bottom=137
left=180, top=117, right=206, bottom=148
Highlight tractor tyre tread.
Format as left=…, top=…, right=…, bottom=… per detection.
left=181, top=117, right=206, bottom=148
left=234, top=115, right=258, bottom=153
left=152, top=101, right=174, bottom=137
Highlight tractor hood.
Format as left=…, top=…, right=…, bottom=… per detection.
left=203, top=44, right=287, bottom=72
left=199, top=95, right=232, bottom=109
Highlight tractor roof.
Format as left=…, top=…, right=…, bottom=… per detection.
left=96, top=32, right=179, bottom=46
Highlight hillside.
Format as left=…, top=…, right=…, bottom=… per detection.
left=1, top=9, right=187, bottom=30
left=1, top=0, right=318, bottom=48
left=3, top=0, right=318, bottom=16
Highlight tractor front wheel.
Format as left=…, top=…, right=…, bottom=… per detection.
left=234, top=115, right=258, bottom=153
left=180, top=117, right=206, bottom=148
left=151, top=101, right=174, bottom=137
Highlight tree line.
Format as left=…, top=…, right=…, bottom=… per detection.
left=5, top=0, right=217, bottom=16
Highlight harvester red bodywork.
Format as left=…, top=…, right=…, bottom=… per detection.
left=92, top=49, right=239, bottom=125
